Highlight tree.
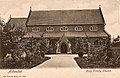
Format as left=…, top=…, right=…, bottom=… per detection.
left=1, top=22, right=25, bottom=59
left=0, top=17, right=6, bottom=68
left=0, top=17, right=6, bottom=59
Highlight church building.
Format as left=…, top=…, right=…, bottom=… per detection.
left=8, top=6, right=110, bottom=54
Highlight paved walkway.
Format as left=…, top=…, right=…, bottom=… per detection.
left=34, top=54, right=79, bottom=68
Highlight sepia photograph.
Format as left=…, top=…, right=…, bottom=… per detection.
left=0, top=0, right=120, bottom=77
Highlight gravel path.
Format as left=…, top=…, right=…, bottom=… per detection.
left=34, top=54, right=79, bottom=68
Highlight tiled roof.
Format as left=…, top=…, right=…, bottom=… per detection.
left=44, top=32, right=86, bottom=37
left=27, top=9, right=105, bottom=26
left=23, top=32, right=43, bottom=38
left=86, top=31, right=109, bottom=37
left=23, top=32, right=86, bottom=38
left=23, top=31, right=108, bottom=38
left=7, top=18, right=27, bottom=32
left=8, top=18, right=27, bottom=27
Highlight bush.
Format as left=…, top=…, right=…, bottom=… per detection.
left=1, top=37, right=48, bottom=68
left=41, top=52, right=45, bottom=58
left=78, top=52, right=83, bottom=58
left=107, top=49, right=113, bottom=58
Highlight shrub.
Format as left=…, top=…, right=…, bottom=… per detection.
left=78, top=52, right=83, bottom=58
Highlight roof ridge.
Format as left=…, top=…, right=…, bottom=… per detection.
left=32, top=9, right=99, bottom=12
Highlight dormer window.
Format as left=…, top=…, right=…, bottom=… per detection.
left=75, top=26, right=83, bottom=31
left=46, top=26, right=54, bottom=31
left=32, top=27, right=40, bottom=32
left=60, top=26, right=68, bottom=31
left=90, top=26, right=98, bottom=31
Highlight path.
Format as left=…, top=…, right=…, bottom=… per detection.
left=34, top=54, right=79, bottom=68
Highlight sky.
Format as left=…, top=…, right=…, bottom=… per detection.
left=0, top=0, right=120, bottom=38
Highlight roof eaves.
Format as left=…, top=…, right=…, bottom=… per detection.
left=99, top=7, right=106, bottom=25
left=104, top=30, right=111, bottom=37
left=26, top=9, right=32, bottom=26
left=10, top=18, right=27, bottom=20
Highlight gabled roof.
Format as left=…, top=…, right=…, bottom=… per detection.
left=26, top=8, right=105, bottom=26
left=6, top=18, right=27, bottom=32
left=8, top=18, right=27, bottom=27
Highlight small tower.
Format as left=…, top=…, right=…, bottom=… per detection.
left=30, top=6, right=32, bottom=11
left=99, top=5, right=101, bottom=9
left=9, top=14, right=11, bottom=21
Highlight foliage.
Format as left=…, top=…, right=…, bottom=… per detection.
left=2, top=36, right=48, bottom=68
left=78, top=52, right=83, bottom=58
left=0, top=17, right=5, bottom=26
left=76, top=43, right=120, bottom=68
left=1, top=23, right=26, bottom=58
left=69, top=38, right=85, bottom=53
left=1, top=21, right=48, bottom=68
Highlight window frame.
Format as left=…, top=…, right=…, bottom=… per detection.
left=46, top=26, right=54, bottom=32
left=32, top=27, right=40, bottom=32
left=75, top=26, right=83, bottom=31
left=60, top=26, right=68, bottom=31
left=90, top=26, right=98, bottom=31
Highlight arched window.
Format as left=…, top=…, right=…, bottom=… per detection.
left=60, top=26, right=68, bottom=31
left=46, top=26, right=54, bottom=31
left=90, top=26, right=98, bottom=31
left=32, top=27, right=40, bottom=32
left=75, top=26, right=83, bottom=31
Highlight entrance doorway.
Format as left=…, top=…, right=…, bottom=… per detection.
left=61, top=43, right=67, bottom=54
